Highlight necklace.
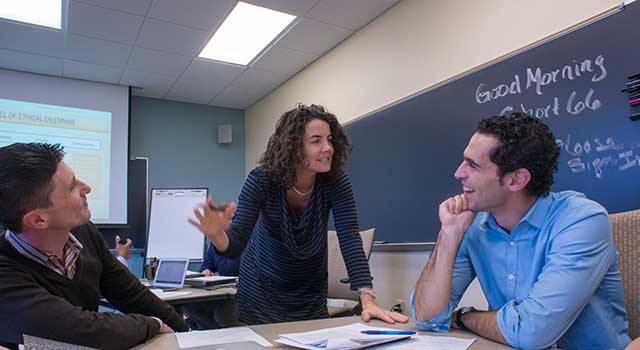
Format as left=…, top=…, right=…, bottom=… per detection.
left=292, top=184, right=314, bottom=196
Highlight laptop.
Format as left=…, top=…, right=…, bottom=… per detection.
left=151, top=258, right=189, bottom=291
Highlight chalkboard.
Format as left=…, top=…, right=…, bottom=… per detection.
left=99, top=157, right=148, bottom=248
left=345, top=3, right=640, bottom=243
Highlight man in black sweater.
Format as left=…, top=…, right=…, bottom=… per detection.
left=0, top=143, right=188, bottom=350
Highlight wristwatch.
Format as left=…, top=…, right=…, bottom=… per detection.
left=455, top=306, right=476, bottom=330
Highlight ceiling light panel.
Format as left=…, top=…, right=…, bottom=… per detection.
left=0, top=0, right=62, bottom=29
left=199, top=1, right=296, bottom=66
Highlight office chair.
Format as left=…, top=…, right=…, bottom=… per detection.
left=610, top=209, right=640, bottom=339
left=326, top=228, right=375, bottom=317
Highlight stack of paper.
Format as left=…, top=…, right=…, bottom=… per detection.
left=185, top=275, right=238, bottom=288
left=274, top=323, right=412, bottom=350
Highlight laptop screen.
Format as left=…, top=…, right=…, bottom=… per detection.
left=154, top=259, right=188, bottom=287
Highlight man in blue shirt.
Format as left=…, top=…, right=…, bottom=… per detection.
left=199, top=242, right=241, bottom=278
left=182, top=243, right=241, bottom=329
left=411, top=113, right=630, bottom=350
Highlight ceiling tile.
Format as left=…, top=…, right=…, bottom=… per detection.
left=136, top=18, right=210, bottom=56
left=166, top=59, right=244, bottom=105
left=0, top=49, right=63, bottom=77
left=233, top=68, right=289, bottom=92
left=306, top=0, right=399, bottom=30
left=0, top=1, right=385, bottom=105
left=276, top=18, right=352, bottom=55
left=131, top=87, right=163, bottom=99
left=68, top=1, right=144, bottom=45
left=126, top=47, right=191, bottom=79
left=147, top=0, right=235, bottom=31
left=179, top=59, right=245, bottom=82
left=120, top=69, right=175, bottom=98
left=252, top=46, right=317, bottom=75
left=210, top=85, right=254, bottom=109
left=212, top=68, right=288, bottom=108
left=0, top=20, right=65, bottom=57
left=63, top=60, right=123, bottom=84
left=244, top=0, right=320, bottom=16
left=65, top=34, right=132, bottom=67
left=73, top=0, right=153, bottom=16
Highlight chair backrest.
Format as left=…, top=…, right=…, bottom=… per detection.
left=327, top=228, right=375, bottom=300
left=610, top=209, right=640, bottom=339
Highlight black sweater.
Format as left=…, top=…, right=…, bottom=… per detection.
left=0, top=223, right=188, bottom=350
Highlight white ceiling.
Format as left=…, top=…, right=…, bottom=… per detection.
left=0, top=0, right=400, bottom=109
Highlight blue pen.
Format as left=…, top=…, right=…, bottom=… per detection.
left=360, top=330, right=416, bottom=335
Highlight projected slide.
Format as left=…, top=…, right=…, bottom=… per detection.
left=0, top=98, right=112, bottom=220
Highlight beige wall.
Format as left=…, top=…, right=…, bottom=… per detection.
left=245, top=0, right=620, bottom=169
left=369, top=250, right=488, bottom=311
left=244, top=0, right=621, bottom=312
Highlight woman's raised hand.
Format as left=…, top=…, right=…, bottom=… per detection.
left=188, top=196, right=236, bottom=240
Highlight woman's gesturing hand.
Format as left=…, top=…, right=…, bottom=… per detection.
left=188, top=196, right=236, bottom=240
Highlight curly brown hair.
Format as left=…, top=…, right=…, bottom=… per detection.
left=258, top=104, right=352, bottom=187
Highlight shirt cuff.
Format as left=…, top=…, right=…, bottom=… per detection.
left=116, top=255, right=129, bottom=268
left=497, top=300, right=519, bottom=348
left=150, top=316, right=163, bottom=329
left=410, top=289, right=453, bottom=332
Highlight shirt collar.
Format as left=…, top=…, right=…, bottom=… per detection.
left=478, top=195, right=551, bottom=232
left=5, top=229, right=83, bottom=261
left=520, top=194, right=552, bottom=230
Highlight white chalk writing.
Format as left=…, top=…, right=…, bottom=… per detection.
left=476, top=54, right=607, bottom=104
left=556, top=135, right=639, bottom=179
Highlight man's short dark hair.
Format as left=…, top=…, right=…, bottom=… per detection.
left=0, top=143, right=65, bottom=232
left=477, top=112, right=560, bottom=197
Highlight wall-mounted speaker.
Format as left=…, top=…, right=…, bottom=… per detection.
left=218, top=124, right=232, bottom=144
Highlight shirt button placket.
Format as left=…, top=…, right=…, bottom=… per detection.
left=507, top=240, right=517, bottom=295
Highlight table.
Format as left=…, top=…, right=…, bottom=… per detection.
left=158, top=287, right=236, bottom=306
left=100, top=287, right=236, bottom=314
left=132, top=316, right=515, bottom=350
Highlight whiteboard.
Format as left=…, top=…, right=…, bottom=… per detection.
left=146, top=188, right=207, bottom=260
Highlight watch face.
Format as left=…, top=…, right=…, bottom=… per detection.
left=460, top=306, right=475, bottom=314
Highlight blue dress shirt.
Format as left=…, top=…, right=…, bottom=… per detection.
left=200, top=243, right=240, bottom=276
left=411, top=191, right=630, bottom=350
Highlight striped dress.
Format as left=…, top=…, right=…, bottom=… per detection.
left=223, top=166, right=373, bottom=325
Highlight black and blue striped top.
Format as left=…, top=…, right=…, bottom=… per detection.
left=224, top=166, right=373, bottom=325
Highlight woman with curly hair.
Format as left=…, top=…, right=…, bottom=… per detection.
left=189, top=104, right=408, bottom=325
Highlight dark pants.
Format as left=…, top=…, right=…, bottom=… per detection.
left=182, top=299, right=241, bottom=330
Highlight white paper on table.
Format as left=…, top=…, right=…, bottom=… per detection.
left=176, top=327, right=272, bottom=348
left=274, top=338, right=324, bottom=350
left=370, top=335, right=476, bottom=350
left=149, top=289, right=192, bottom=299
left=277, top=323, right=410, bottom=350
